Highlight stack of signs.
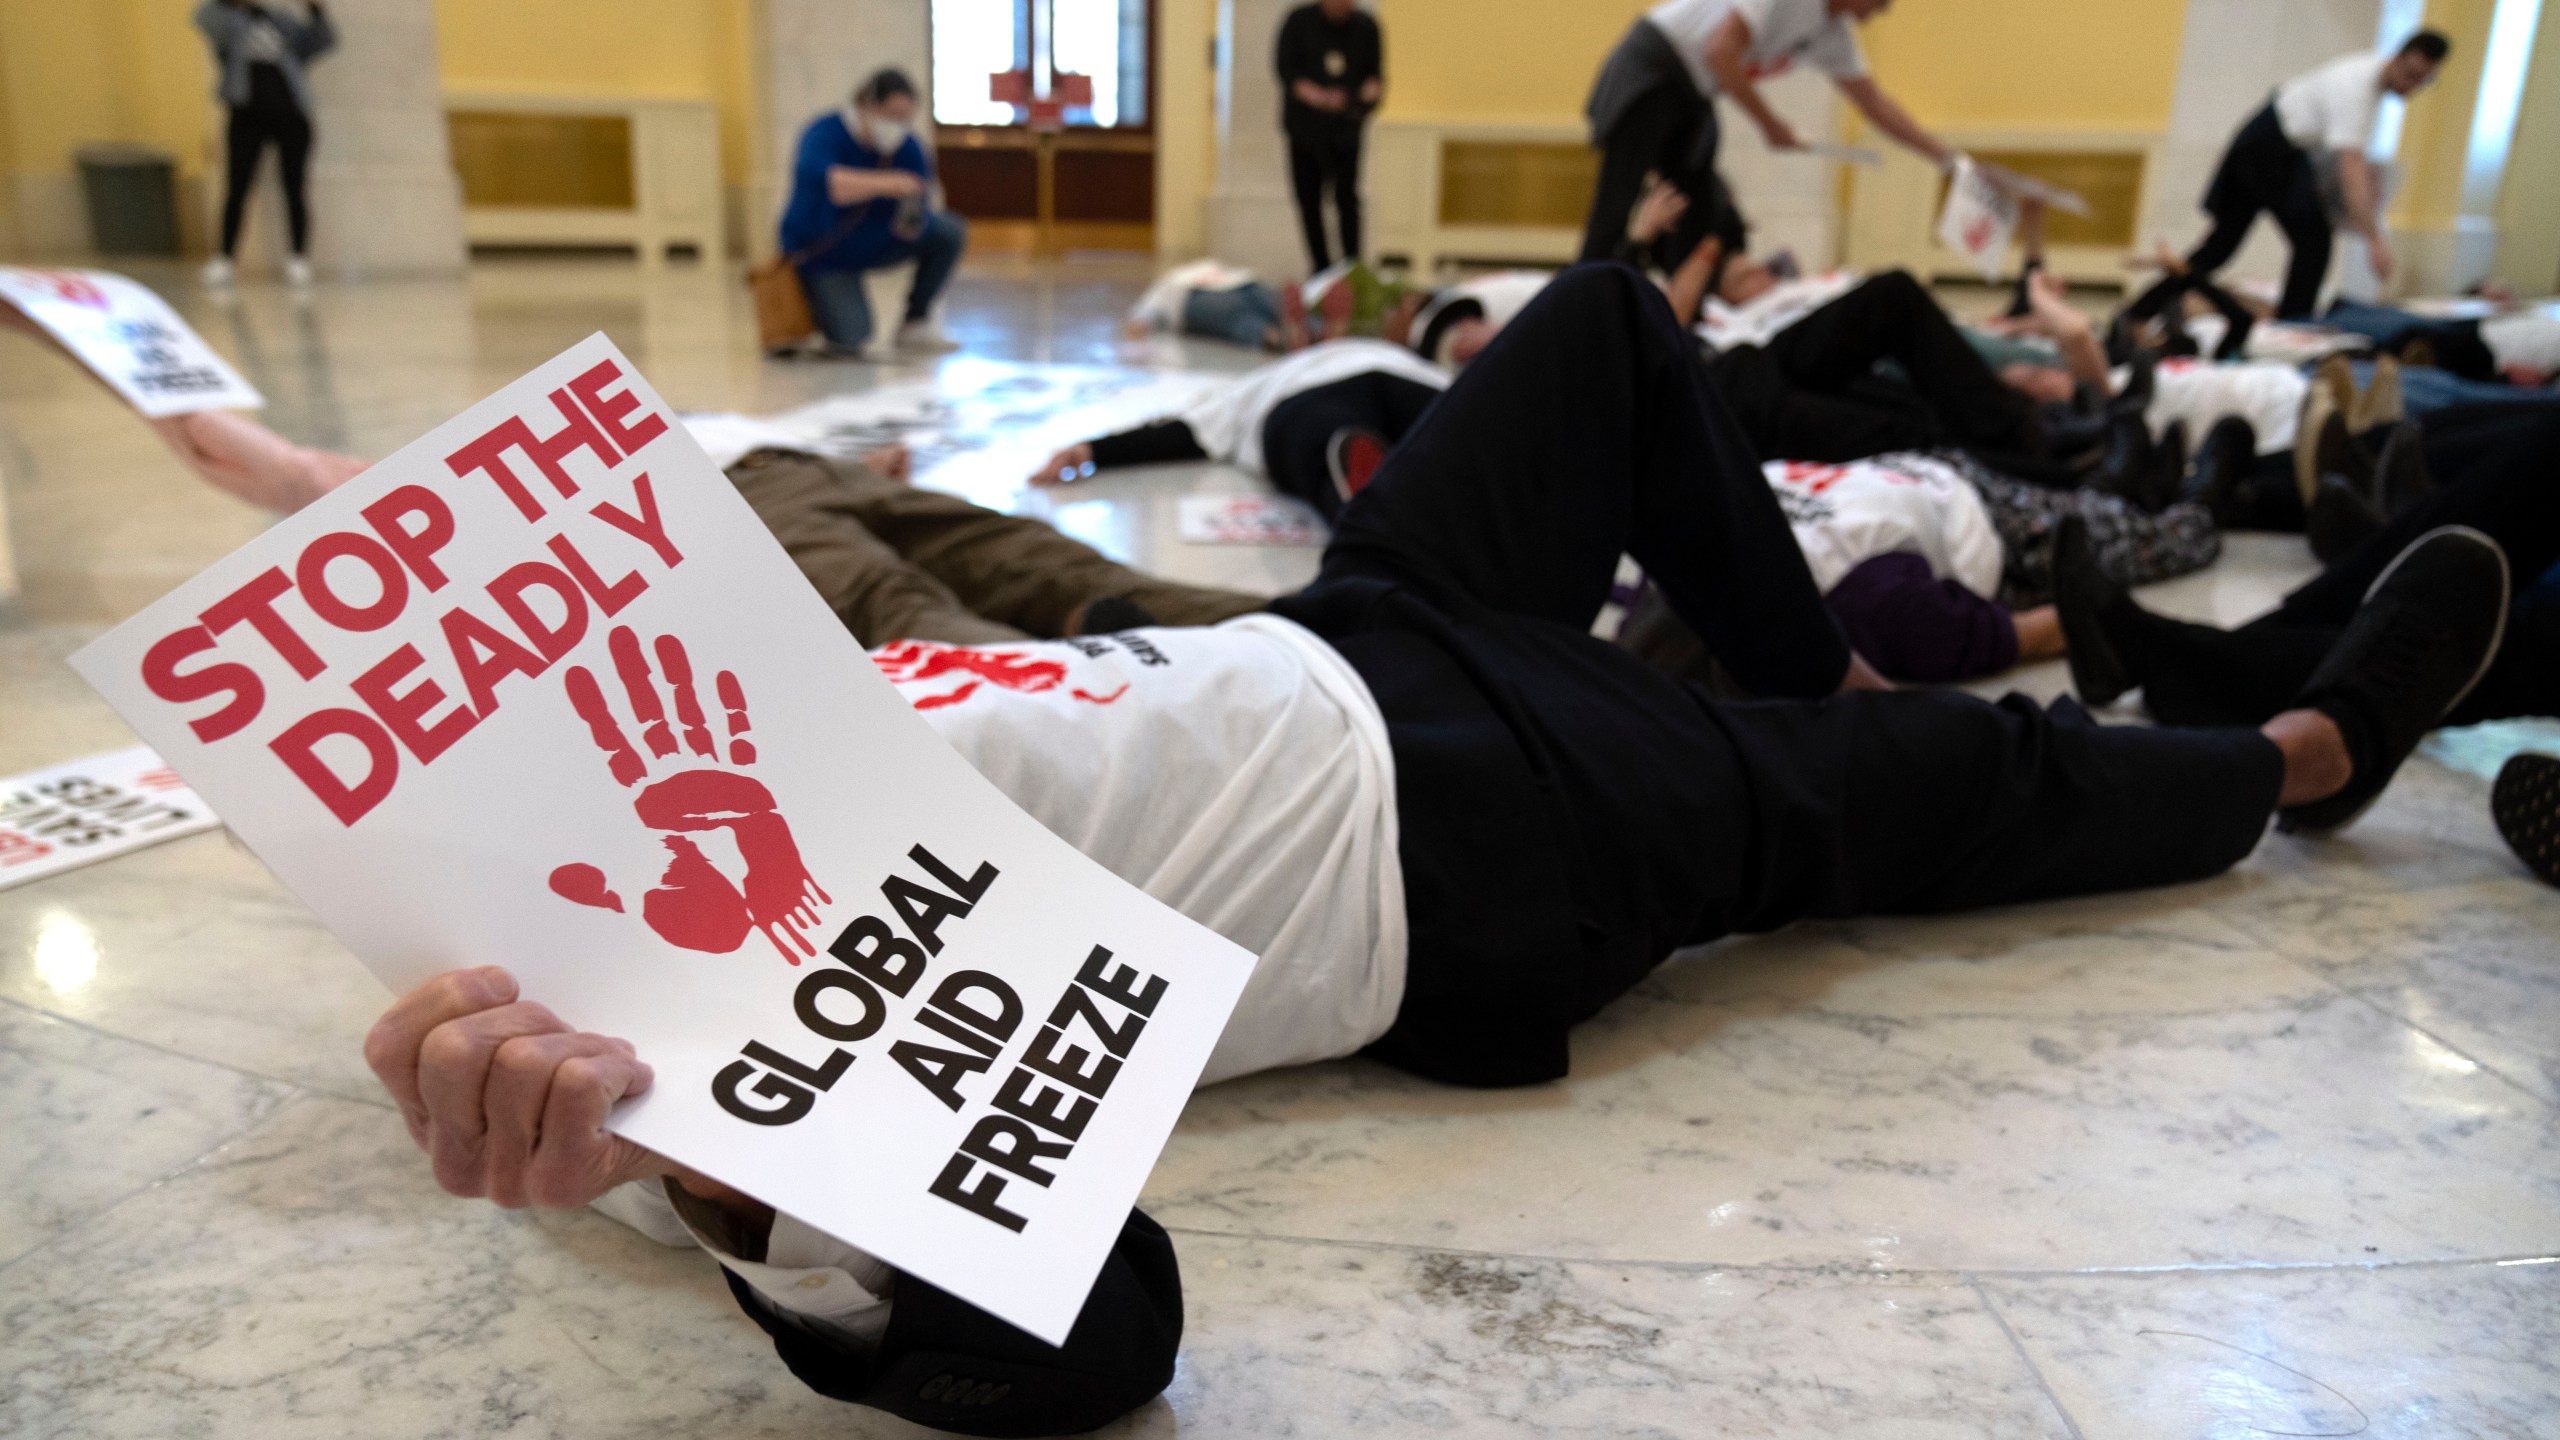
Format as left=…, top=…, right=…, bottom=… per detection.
left=1935, top=156, right=2020, bottom=283
left=71, top=335, right=1254, bottom=1345
left=0, top=746, right=219, bottom=891
left=0, top=268, right=262, bottom=416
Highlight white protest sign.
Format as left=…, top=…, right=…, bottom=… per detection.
left=71, top=335, right=1254, bottom=1345
left=0, top=746, right=220, bottom=891
left=1935, top=156, right=2021, bottom=282
left=1177, top=494, right=1327, bottom=547
left=0, top=267, right=262, bottom=417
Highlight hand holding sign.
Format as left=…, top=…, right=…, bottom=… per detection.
left=550, top=625, right=831, bottom=963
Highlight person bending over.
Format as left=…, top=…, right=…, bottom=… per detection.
left=778, top=68, right=968, bottom=356
left=2185, top=32, right=2449, bottom=320
left=1033, top=337, right=1448, bottom=520
left=359, top=267, right=2500, bottom=1436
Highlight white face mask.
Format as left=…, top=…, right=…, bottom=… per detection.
left=864, top=116, right=909, bottom=156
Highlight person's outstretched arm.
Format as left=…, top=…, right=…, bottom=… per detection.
left=293, top=1, right=337, bottom=60
left=1703, top=12, right=1801, bottom=150
left=1032, top=421, right=1209, bottom=486
left=364, top=967, right=1183, bottom=1437
left=1833, top=76, right=1951, bottom=169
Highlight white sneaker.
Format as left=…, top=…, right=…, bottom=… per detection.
left=200, top=256, right=236, bottom=288
left=896, top=317, right=960, bottom=353
left=283, top=256, right=313, bottom=290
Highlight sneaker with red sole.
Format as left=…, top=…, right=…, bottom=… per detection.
left=1326, top=426, right=1390, bottom=507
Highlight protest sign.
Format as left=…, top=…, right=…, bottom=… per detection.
left=1935, top=155, right=2021, bottom=282
left=1177, top=494, right=1326, bottom=547
left=71, top=334, right=1255, bottom=1344
left=0, top=267, right=262, bottom=417
left=0, top=746, right=219, bottom=891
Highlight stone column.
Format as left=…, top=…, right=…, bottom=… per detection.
left=298, top=0, right=466, bottom=278
left=1206, top=0, right=1310, bottom=277
left=751, top=0, right=935, bottom=262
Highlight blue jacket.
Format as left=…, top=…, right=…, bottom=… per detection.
left=779, top=111, right=933, bottom=273
left=195, top=1, right=335, bottom=113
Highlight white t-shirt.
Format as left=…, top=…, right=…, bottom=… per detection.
left=593, top=613, right=1405, bottom=1346
left=1647, top=0, right=1867, bottom=99
left=1177, top=339, right=1450, bottom=475
left=2137, top=356, right=2310, bottom=456
left=2482, top=308, right=2560, bottom=377
left=2275, top=52, right=2389, bottom=154
left=1764, top=453, right=2004, bottom=598
left=1699, top=268, right=1861, bottom=351
left=1130, top=260, right=1262, bottom=331
left=877, top=615, right=1405, bottom=1086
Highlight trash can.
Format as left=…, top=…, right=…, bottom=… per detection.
left=76, top=145, right=181, bottom=257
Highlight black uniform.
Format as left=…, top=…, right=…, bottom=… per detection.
left=1275, top=2, right=1384, bottom=268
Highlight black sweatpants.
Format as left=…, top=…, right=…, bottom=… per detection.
left=1581, top=82, right=1718, bottom=263
left=2188, top=103, right=2331, bottom=322
left=1288, top=128, right=1364, bottom=269
left=1269, top=264, right=2285, bottom=1088
left=1259, top=370, right=1444, bottom=520
left=2106, top=401, right=2560, bottom=727
left=221, top=82, right=313, bottom=258
left=1710, top=271, right=2042, bottom=464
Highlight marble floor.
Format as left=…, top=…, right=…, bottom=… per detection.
left=3, top=255, right=2557, bottom=1439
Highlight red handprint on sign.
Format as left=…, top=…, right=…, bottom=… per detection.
left=548, top=627, right=830, bottom=963
left=871, top=639, right=1128, bottom=710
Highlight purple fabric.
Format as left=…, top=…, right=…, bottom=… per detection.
left=1826, top=553, right=2019, bottom=683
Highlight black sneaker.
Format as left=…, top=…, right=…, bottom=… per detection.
left=2279, top=526, right=2510, bottom=833
left=2492, top=753, right=2560, bottom=886
left=2185, top=415, right=2258, bottom=524
left=1325, top=426, right=1390, bottom=508
left=2051, top=515, right=2133, bottom=705
left=2141, top=418, right=2189, bottom=514
left=2306, top=474, right=2386, bottom=566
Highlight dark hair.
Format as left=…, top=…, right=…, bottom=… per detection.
left=2399, top=30, right=2450, bottom=63
left=854, top=68, right=917, bottom=107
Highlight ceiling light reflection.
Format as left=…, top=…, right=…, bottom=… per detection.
left=33, top=911, right=100, bottom=994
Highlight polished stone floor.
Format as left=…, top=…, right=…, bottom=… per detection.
left=3, top=256, right=2557, bottom=1439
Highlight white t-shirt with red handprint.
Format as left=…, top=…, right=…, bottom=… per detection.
left=873, top=613, right=1406, bottom=1086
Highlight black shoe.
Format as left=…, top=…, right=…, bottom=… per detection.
left=2492, top=753, right=2560, bottom=886
left=1325, top=426, right=1390, bottom=508
left=2372, top=423, right=2436, bottom=518
left=2051, top=515, right=2134, bottom=705
left=2306, top=474, right=2386, bottom=565
left=2185, top=415, right=2258, bottom=523
left=1074, top=594, right=1159, bottom=635
left=2110, top=353, right=2158, bottom=418
left=2279, top=526, right=2511, bottom=833
left=2088, top=411, right=2155, bottom=505
left=2141, top=418, right=2190, bottom=513
left=2313, top=409, right=2374, bottom=495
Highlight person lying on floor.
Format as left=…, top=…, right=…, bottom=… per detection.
left=1120, top=259, right=1311, bottom=352
left=217, top=266, right=2508, bottom=1437
left=1618, top=443, right=2223, bottom=685
left=1031, top=335, right=1450, bottom=520
left=2056, top=400, right=2554, bottom=741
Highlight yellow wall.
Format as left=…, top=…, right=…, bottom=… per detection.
left=434, top=0, right=759, bottom=187
left=2389, top=0, right=2495, bottom=232
left=1155, top=0, right=1217, bottom=256
left=1858, top=0, right=2189, bottom=131
left=1365, top=0, right=2189, bottom=129
left=2493, top=0, right=2560, bottom=290
left=0, top=0, right=220, bottom=178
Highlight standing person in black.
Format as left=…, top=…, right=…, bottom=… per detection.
left=195, top=0, right=336, bottom=291
left=1275, top=0, right=1383, bottom=269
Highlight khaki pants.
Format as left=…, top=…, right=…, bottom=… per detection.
left=725, top=448, right=1268, bottom=647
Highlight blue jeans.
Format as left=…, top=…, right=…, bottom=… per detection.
left=800, top=210, right=968, bottom=348
left=1180, top=283, right=1283, bottom=348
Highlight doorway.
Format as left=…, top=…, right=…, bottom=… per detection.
left=931, top=0, right=1155, bottom=254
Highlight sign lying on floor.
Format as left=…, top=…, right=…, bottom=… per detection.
left=0, top=745, right=219, bottom=892
left=1177, top=493, right=1327, bottom=547
left=71, top=334, right=1253, bottom=1346
left=0, top=267, right=262, bottom=417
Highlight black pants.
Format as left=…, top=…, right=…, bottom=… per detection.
left=2107, top=401, right=2560, bottom=727
left=221, top=101, right=314, bottom=257
left=1581, top=81, right=1718, bottom=263
left=1287, top=128, right=1364, bottom=269
left=1259, top=371, right=1444, bottom=520
left=1711, top=271, right=2042, bottom=464
left=2188, top=103, right=2331, bottom=321
left=1269, top=265, right=2285, bottom=1087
